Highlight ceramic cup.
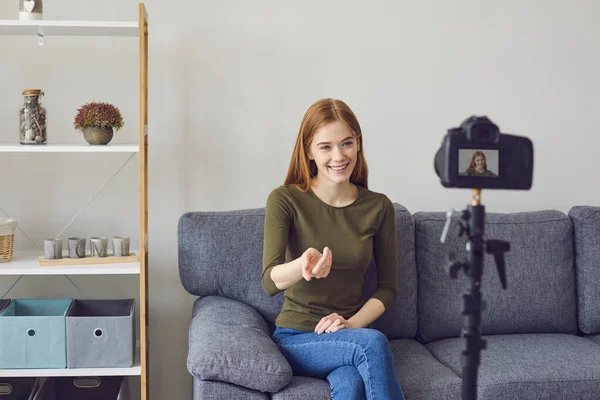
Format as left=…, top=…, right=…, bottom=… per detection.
left=68, top=237, right=86, bottom=258
left=90, top=237, right=108, bottom=258
left=44, top=238, right=62, bottom=259
left=112, top=236, right=130, bottom=257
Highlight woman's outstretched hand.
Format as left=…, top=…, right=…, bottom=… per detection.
left=301, top=247, right=332, bottom=281
left=315, top=312, right=352, bottom=334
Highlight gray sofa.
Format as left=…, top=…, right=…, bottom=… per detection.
left=178, top=204, right=600, bottom=400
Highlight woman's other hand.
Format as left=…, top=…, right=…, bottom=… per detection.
left=301, top=247, right=332, bottom=281
left=315, top=312, right=352, bottom=334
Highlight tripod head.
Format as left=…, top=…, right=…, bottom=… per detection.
left=439, top=189, right=510, bottom=400
left=441, top=190, right=509, bottom=289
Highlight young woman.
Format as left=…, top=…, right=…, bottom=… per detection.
left=261, top=98, right=405, bottom=400
left=464, top=151, right=497, bottom=177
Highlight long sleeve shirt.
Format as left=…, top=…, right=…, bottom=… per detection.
left=261, top=184, right=398, bottom=331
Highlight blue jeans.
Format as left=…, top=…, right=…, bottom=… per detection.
left=272, top=327, right=405, bottom=400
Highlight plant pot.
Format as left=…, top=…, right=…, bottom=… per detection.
left=83, top=127, right=114, bottom=145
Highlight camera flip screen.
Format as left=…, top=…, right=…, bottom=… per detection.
left=458, top=149, right=499, bottom=178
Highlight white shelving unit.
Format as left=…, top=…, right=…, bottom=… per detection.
left=0, top=4, right=149, bottom=399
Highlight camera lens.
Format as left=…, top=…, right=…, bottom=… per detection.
left=434, top=147, right=443, bottom=178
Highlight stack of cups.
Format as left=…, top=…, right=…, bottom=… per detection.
left=43, top=236, right=130, bottom=259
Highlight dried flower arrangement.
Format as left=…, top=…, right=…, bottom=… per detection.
left=74, top=102, right=124, bottom=132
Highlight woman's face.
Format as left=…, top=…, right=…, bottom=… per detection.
left=474, top=155, right=485, bottom=170
left=308, top=121, right=358, bottom=186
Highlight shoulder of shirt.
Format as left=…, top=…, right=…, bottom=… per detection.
left=267, top=184, right=306, bottom=207
left=360, top=186, right=393, bottom=207
left=267, top=185, right=309, bottom=220
left=268, top=184, right=299, bottom=199
left=361, top=188, right=396, bottom=230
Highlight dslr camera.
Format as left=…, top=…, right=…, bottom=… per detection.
left=434, top=116, right=534, bottom=189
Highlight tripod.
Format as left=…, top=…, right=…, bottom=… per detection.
left=440, top=189, right=510, bottom=400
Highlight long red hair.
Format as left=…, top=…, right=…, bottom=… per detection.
left=469, top=151, right=488, bottom=170
left=284, top=98, right=368, bottom=192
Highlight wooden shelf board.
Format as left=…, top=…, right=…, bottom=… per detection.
left=38, top=253, right=138, bottom=266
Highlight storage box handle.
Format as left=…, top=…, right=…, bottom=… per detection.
left=73, top=377, right=101, bottom=388
left=26, top=328, right=37, bottom=337
left=0, top=383, right=13, bottom=395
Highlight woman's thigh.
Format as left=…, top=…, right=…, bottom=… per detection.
left=272, top=327, right=389, bottom=378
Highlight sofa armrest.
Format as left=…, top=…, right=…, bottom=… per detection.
left=187, top=296, right=292, bottom=393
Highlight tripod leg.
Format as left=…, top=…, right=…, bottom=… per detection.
left=461, top=292, right=486, bottom=400
left=460, top=203, right=487, bottom=400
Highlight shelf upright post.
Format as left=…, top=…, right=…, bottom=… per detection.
left=138, top=3, right=149, bottom=400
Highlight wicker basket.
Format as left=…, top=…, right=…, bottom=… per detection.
left=0, top=218, right=17, bottom=263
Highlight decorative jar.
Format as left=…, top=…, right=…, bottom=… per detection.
left=19, top=89, right=47, bottom=145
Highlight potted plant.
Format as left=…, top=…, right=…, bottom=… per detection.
left=74, top=102, right=124, bottom=145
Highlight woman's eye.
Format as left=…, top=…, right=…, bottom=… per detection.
left=320, top=142, right=352, bottom=150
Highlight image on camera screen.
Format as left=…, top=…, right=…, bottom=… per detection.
left=458, top=149, right=499, bottom=177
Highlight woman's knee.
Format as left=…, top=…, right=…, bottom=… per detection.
left=360, top=328, right=390, bottom=351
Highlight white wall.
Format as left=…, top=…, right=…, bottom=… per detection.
left=1, top=0, right=599, bottom=398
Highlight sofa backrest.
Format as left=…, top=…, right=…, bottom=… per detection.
left=363, top=204, right=417, bottom=339
left=178, top=208, right=283, bottom=324
left=414, top=209, right=578, bottom=343
left=177, top=203, right=418, bottom=339
left=568, top=206, right=600, bottom=335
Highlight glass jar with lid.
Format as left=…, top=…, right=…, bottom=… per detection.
left=19, top=89, right=47, bottom=144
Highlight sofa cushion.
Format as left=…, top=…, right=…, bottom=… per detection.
left=271, top=376, right=331, bottom=400
left=187, top=296, right=292, bottom=393
left=426, top=334, right=600, bottom=400
left=363, top=204, right=418, bottom=339
left=391, top=339, right=461, bottom=400
left=588, top=335, right=600, bottom=347
left=568, top=206, right=600, bottom=334
left=414, top=210, right=577, bottom=343
left=193, top=376, right=268, bottom=400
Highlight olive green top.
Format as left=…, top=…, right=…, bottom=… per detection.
left=261, top=184, right=398, bottom=331
left=464, top=168, right=497, bottom=177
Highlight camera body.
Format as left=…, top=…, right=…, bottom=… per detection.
left=434, top=116, right=534, bottom=190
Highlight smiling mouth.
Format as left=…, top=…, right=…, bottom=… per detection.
left=328, top=163, right=349, bottom=173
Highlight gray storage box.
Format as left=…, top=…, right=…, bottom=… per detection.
left=0, top=300, right=9, bottom=314
left=0, top=299, right=72, bottom=369
left=66, top=299, right=135, bottom=368
left=32, top=376, right=130, bottom=400
left=0, top=377, right=40, bottom=400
